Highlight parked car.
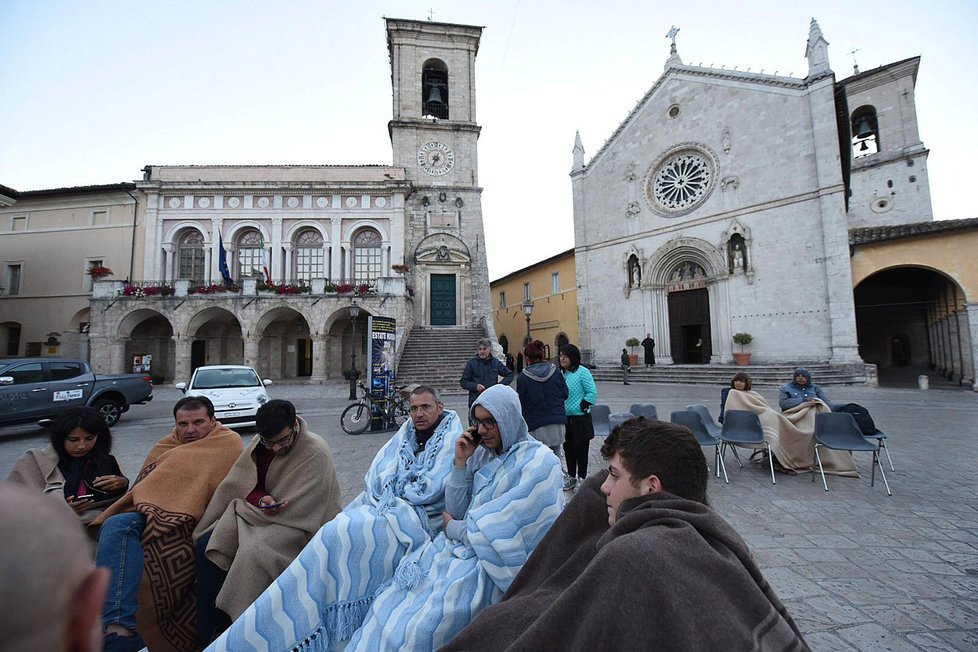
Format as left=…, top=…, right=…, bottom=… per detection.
left=0, top=358, right=154, bottom=427
left=175, top=365, right=272, bottom=429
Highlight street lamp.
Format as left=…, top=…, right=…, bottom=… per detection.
left=522, top=299, right=533, bottom=346
left=348, top=300, right=361, bottom=400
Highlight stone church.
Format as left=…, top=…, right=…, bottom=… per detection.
left=570, top=19, right=967, bottom=378
left=85, top=18, right=495, bottom=382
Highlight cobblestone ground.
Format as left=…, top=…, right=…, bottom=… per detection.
left=2, top=380, right=976, bottom=650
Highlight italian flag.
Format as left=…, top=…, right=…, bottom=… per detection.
left=259, top=234, right=271, bottom=283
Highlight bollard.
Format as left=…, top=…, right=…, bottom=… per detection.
left=918, top=374, right=929, bottom=390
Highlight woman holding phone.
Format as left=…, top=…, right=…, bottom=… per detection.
left=7, top=406, right=128, bottom=522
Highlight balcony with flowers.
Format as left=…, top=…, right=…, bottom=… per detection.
left=92, top=276, right=404, bottom=301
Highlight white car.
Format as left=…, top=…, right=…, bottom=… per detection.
left=175, top=365, right=272, bottom=429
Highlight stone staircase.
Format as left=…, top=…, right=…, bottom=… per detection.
left=396, top=327, right=488, bottom=395
left=591, top=363, right=878, bottom=387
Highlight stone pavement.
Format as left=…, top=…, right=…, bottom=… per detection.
left=2, top=379, right=976, bottom=650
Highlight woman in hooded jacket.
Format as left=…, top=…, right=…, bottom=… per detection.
left=516, top=340, right=569, bottom=460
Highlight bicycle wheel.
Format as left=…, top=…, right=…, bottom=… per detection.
left=392, top=398, right=410, bottom=428
left=340, top=402, right=371, bottom=435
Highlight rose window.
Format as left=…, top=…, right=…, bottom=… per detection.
left=645, top=147, right=717, bottom=216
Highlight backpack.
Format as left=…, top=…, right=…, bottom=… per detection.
left=836, top=403, right=878, bottom=436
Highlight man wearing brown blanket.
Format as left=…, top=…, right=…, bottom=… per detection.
left=441, top=417, right=809, bottom=652
left=90, top=396, right=243, bottom=652
left=193, top=399, right=342, bottom=647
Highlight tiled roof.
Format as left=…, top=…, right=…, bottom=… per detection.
left=849, top=217, right=978, bottom=245
left=16, top=182, right=136, bottom=197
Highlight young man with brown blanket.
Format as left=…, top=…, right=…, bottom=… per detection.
left=90, top=396, right=243, bottom=652
left=441, top=417, right=810, bottom=652
left=193, top=399, right=342, bottom=647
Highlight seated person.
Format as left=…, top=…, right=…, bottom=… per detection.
left=718, top=372, right=751, bottom=424
left=206, top=385, right=462, bottom=651
left=90, top=396, right=243, bottom=652
left=7, top=406, right=128, bottom=524
left=779, top=367, right=833, bottom=411
left=723, top=381, right=856, bottom=476
left=440, top=418, right=810, bottom=652
left=194, top=399, right=342, bottom=647
left=1, top=481, right=111, bottom=652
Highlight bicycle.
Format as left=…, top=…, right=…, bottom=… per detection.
left=340, top=382, right=411, bottom=434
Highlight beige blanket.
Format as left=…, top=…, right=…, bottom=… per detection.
left=724, top=390, right=858, bottom=476
left=194, top=416, right=342, bottom=619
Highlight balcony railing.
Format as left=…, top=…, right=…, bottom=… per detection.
left=93, top=277, right=409, bottom=300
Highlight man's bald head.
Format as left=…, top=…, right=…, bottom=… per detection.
left=0, top=481, right=107, bottom=652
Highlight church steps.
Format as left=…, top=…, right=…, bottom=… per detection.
left=590, top=363, right=877, bottom=386
left=395, top=327, right=489, bottom=395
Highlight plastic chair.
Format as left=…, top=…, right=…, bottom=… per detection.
left=609, top=412, right=635, bottom=432
left=813, top=413, right=891, bottom=496
left=671, top=411, right=727, bottom=483
left=629, top=404, right=659, bottom=420
left=865, top=428, right=895, bottom=472
left=719, top=410, right=776, bottom=484
left=685, top=404, right=721, bottom=438
left=591, top=404, right=612, bottom=437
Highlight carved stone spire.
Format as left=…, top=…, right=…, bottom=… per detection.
left=805, top=18, right=831, bottom=78
left=572, top=131, right=585, bottom=171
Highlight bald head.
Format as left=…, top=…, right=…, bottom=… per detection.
left=0, top=481, right=107, bottom=652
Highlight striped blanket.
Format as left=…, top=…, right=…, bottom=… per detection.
left=206, top=410, right=461, bottom=651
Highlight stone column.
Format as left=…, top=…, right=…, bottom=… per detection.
left=243, top=336, right=261, bottom=371
left=271, top=217, right=284, bottom=282
left=311, top=333, right=329, bottom=382
left=283, top=243, right=293, bottom=282
left=330, top=219, right=343, bottom=281
left=171, top=335, right=192, bottom=382
left=966, top=303, right=978, bottom=391
left=162, top=244, right=175, bottom=283
left=112, top=338, right=130, bottom=374
left=653, top=289, right=674, bottom=365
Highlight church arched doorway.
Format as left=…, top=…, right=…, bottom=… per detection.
left=666, top=262, right=711, bottom=364
left=854, top=267, right=971, bottom=386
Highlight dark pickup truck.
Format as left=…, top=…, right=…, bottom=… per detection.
left=0, top=358, right=153, bottom=427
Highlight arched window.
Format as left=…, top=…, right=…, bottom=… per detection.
left=422, top=59, right=449, bottom=119
left=851, top=105, right=879, bottom=158
left=352, top=229, right=382, bottom=282
left=294, top=229, right=325, bottom=281
left=177, top=229, right=206, bottom=282
left=237, top=229, right=266, bottom=279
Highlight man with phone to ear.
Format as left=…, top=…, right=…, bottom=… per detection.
left=193, top=399, right=342, bottom=648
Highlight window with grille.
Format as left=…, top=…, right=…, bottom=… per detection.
left=5, top=264, right=22, bottom=295
left=353, top=229, right=381, bottom=282
left=294, top=229, right=325, bottom=281
left=523, top=282, right=530, bottom=302
left=177, top=230, right=206, bottom=282
left=238, top=230, right=265, bottom=279
left=499, top=291, right=506, bottom=308
left=552, top=272, right=560, bottom=294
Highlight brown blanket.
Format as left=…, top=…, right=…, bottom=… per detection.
left=91, top=424, right=243, bottom=652
left=441, top=473, right=809, bottom=651
left=7, top=446, right=104, bottom=523
left=724, top=389, right=858, bottom=476
left=194, top=416, right=342, bottom=619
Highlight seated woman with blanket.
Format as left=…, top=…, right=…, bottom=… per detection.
left=723, top=384, right=857, bottom=476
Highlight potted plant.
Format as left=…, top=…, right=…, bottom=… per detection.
left=732, top=332, right=753, bottom=366
left=88, top=265, right=113, bottom=279
left=625, top=337, right=641, bottom=366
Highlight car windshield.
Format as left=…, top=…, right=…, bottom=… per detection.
left=192, top=368, right=261, bottom=389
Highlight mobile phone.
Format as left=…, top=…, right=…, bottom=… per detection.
left=74, top=494, right=95, bottom=500
left=466, top=425, right=482, bottom=445
left=260, top=500, right=286, bottom=509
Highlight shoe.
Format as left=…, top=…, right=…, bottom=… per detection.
left=104, top=632, right=146, bottom=652
left=562, top=477, right=577, bottom=491
left=623, top=382, right=631, bottom=385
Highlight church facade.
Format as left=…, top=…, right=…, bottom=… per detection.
left=570, top=20, right=941, bottom=371
left=82, top=18, right=494, bottom=382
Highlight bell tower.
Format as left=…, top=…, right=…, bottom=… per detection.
left=386, top=18, right=493, bottom=330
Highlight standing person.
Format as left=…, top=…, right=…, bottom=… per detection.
left=0, top=481, right=110, bottom=652
left=559, top=344, right=598, bottom=492
left=516, top=339, right=569, bottom=461
left=641, top=333, right=656, bottom=366
left=193, top=399, right=343, bottom=647
left=620, top=348, right=631, bottom=385
left=460, top=337, right=514, bottom=408
left=91, top=396, right=243, bottom=652
left=779, top=367, right=833, bottom=411
left=719, top=372, right=751, bottom=423
left=7, top=406, right=129, bottom=524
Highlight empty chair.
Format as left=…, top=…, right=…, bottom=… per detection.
left=719, top=410, right=776, bottom=485
left=814, top=412, right=891, bottom=496
left=590, top=404, right=612, bottom=437
left=671, top=410, right=727, bottom=483
left=629, top=404, right=659, bottom=420
left=685, top=404, right=721, bottom=438
left=609, top=412, right=635, bottom=432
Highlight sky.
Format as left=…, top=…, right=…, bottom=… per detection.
left=2, top=0, right=976, bottom=279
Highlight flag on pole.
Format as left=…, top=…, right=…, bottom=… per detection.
left=258, top=234, right=272, bottom=283
left=218, top=233, right=234, bottom=286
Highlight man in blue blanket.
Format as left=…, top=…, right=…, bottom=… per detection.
left=208, top=384, right=564, bottom=651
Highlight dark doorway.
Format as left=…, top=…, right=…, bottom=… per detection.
left=668, top=288, right=711, bottom=363
left=191, top=340, right=206, bottom=372
left=297, top=338, right=312, bottom=376
left=430, top=274, right=456, bottom=326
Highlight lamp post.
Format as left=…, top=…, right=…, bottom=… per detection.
left=522, top=299, right=533, bottom=346
left=348, top=300, right=361, bottom=400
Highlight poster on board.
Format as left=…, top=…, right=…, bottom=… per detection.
left=367, top=316, right=397, bottom=430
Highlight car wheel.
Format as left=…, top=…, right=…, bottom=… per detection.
left=93, top=398, right=123, bottom=426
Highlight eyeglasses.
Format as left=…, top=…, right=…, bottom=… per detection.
left=471, top=416, right=497, bottom=429
left=259, top=427, right=297, bottom=448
